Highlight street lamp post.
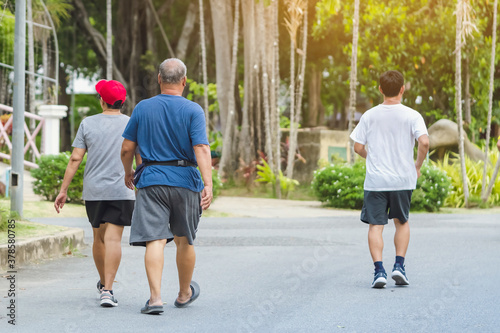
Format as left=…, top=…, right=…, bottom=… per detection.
left=11, top=0, right=27, bottom=217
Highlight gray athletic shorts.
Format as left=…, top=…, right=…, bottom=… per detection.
left=129, top=185, right=202, bottom=247
left=360, top=190, right=413, bottom=225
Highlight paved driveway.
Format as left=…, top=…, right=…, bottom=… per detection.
left=1, top=209, right=499, bottom=332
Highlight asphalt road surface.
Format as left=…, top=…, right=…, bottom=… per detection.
left=1, top=213, right=499, bottom=332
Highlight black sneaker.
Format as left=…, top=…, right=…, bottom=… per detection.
left=391, top=263, right=409, bottom=286
left=371, top=271, right=387, bottom=288
left=100, top=291, right=118, bottom=307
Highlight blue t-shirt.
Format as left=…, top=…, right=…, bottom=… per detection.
left=122, top=94, right=209, bottom=192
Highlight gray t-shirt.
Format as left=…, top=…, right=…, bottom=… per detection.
left=72, top=113, right=135, bottom=201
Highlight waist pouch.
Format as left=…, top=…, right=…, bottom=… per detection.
left=133, top=160, right=197, bottom=186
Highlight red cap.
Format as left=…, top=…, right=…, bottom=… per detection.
left=95, top=80, right=127, bottom=105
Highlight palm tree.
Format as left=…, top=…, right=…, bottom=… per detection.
left=455, top=0, right=477, bottom=207
left=284, top=0, right=306, bottom=179
left=347, top=0, right=360, bottom=164
left=483, top=0, right=499, bottom=201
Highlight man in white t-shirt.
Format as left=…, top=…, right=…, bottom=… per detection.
left=350, top=70, right=429, bottom=288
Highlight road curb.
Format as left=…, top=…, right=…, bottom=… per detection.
left=0, top=228, right=85, bottom=271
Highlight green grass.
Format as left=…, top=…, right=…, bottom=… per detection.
left=0, top=198, right=86, bottom=219
left=0, top=220, right=67, bottom=244
left=220, top=183, right=317, bottom=201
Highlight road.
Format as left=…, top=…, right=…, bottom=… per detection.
left=1, top=211, right=499, bottom=332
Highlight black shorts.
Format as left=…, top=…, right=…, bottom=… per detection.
left=360, top=190, right=412, bottom=225
left=85, top=200, right=135, bottom=229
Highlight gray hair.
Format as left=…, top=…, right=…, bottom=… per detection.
left=159, top=58, right=187, bottom=84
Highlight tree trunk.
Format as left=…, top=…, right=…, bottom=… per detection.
left=273, top=0, right=281, bottom=198
left=258, top=1, right=274, bottom=171
left=464, top=55, right=471, bottom=125
left=285, top=39, right=296, bottom=179
left=286, top=2, right=308, bottom=180
left=347, top=0, right=360, bottom=164
left=59, top=66, right=72, bottom=152
left=456, top=0, right=470, bottom=207
left=42, top=34, right=49, bottom=103
left=106, top=0, right=112, bottom=80
left=199, top=0, right=210, bottom=135
left=306, top=66, right=319, bottom=127
left=482, top=0, right=498, bottom=201
left=128, top=1, right=139, bottom=111
left=147, top=0, right=176, bottom=58
left=294, top=3, right=308, bottom=128
left=218, top=0, right=240, bottom=178
left=239, top=0, right=255, bottom=165
left=176, top=1, right=198, bottom=61
left=209, top=0, right=233, bottom=135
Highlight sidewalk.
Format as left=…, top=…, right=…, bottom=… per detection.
left=209, top=196, right=359, bottom=218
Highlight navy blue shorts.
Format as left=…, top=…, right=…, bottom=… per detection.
left=360, top=190, right=413, bottom=225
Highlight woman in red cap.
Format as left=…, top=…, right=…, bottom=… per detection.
left=54, top=79, right=140, bottom=308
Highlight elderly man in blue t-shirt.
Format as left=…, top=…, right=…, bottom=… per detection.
left=121, top=58, right=212, bottom=314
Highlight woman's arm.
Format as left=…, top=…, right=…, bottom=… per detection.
left=54, top=148, right=87, bottom=213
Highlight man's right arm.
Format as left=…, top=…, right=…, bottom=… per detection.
left=415, top=134, right=430, bottom=177
left=354, top=142, right=367, bottom=159
left=194, top=144, right=213, bottom=210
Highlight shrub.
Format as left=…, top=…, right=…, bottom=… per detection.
left=411, top=163, right=451, bottom=211
left=433, top=151, right=500, bottom=208
left=31, top=153, right=86, bottom=203
left=255, top=159, right=299, bottom=198
left=311, top=162, right=366, bottom=209
left=312, top=161, right=450, bottom=212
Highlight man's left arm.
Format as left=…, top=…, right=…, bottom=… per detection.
left=194, top=144, right=213, bottom=210
left=415, top=134, right=429, bottom=177
left=121, top=139, right=137, bottom=190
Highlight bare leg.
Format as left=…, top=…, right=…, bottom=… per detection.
left=394, top=218, right=410, bottom=257
left=103, top=223, right=124, bottom=291
left=174, top=236, right=196, bottom=303
left=145, top=239, right=167, bottom=306
left=368, top=224, right=384, bottom=263
left=92, top=224, right=107, bottom=283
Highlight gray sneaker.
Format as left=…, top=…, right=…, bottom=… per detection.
left=100, top=291, right=118, bottom=307
left=97, top=280, right=104, bottom=294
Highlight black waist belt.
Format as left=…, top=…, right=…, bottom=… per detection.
left=134, top=160, right=197, bottom=186
left=144, top=160, right=197, bottom=167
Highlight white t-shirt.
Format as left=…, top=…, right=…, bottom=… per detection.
left=350, top=104, right=428, bottom=191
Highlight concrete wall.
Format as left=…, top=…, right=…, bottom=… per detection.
left=290, top=129, right=351, bottom=184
